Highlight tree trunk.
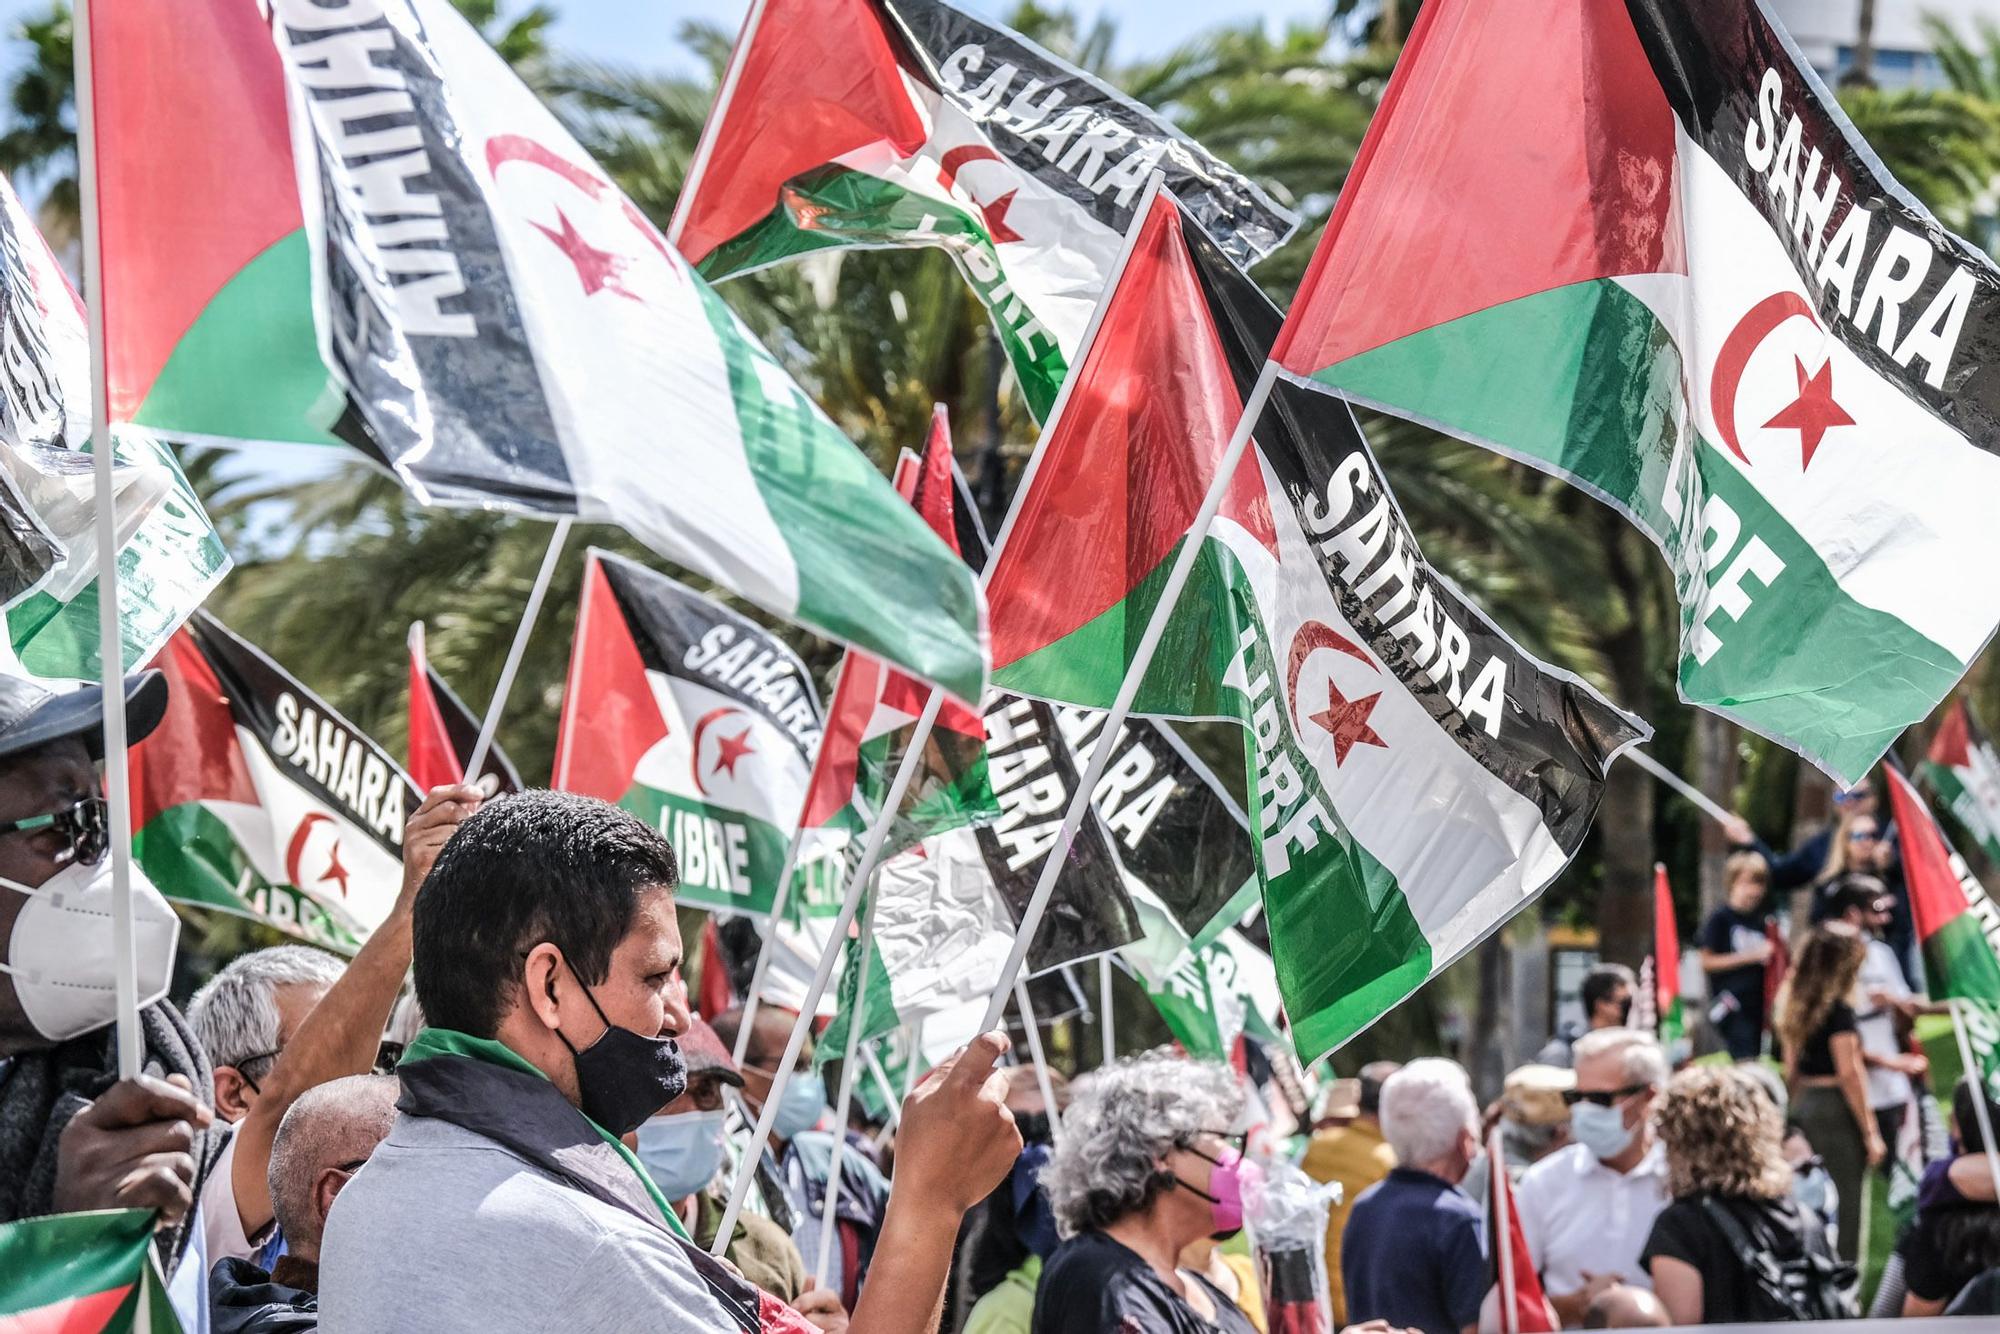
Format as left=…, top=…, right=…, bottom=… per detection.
left=1843, top=0, right=1878, bottom=87
left=1597, top=521, right=1656, bottom=968
left=1469, top=932, right=1508, bottom=1103
left=1694, top=714, right=1740, bottom=919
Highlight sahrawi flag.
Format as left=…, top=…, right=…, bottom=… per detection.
left=672, top=0, right=1295, bottom=420
left=1274, top=0, right=2000, bottom=784
left=1886, top=764, right=2000, bottom=1101
left=1924, top=698, right=2000, bottom=867
left=981, top=190, right=1646, bottom=1062
left=0, top=151, right=228, bottom=677
left=258, top=0, right=984, bottom=703
left=1135, top=924, right=1282, bottom=1065
left=1653, top=864, right=1684, bottom=1045
left=0, top=1209, right=182, bottom=1333
left=131, top=612, right=413, bottom=950
left=406, top=622, right=522, bottom=795
left=554, top=549, right=837, bottom=919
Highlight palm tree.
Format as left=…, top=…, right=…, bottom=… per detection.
left=0, top=3, right=74, bottom=252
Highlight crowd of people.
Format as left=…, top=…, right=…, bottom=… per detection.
left=7, top=670, right=2000, bottom=1332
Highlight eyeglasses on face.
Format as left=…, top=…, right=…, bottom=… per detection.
left=0, top=794, right=109, bottom=866
left=1561, top=1083, right=1651, bottom=1108
left=1849, top=829, right=1880, bottom=842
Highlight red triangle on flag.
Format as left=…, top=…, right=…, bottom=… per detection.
left=407, top=623, right=466, bottom=793
left=1931, top=699, right=1974, bottom=771
left=554, top=555, right=670, bottom=800
left=132, top=628, right=260, bottom=826
left=0, top=1281, right=134, bottom=1332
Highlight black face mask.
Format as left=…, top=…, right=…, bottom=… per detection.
left=1611, top=997, right=1634, bottom=1025
left=550, top=957, right=687, bottom=1136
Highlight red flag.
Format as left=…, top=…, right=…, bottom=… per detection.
left=1654, top=864, right=1684, bottom=1043
left=698, top=917, right=738, bottom=1021
left=1488, top=1128, right=1558, bottom=1333
left=407, top=623, right=522, bottom=796
left=1762, top=920, right=1790, bottom=1034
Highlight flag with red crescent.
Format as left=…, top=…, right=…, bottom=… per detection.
left=1270, top=0, right=2000, bottom=785
left=980, top=189, right=1645, bottom=1064
left=130, top=611, right=413, bottom=950
left=554, top=549, right=838, bottom=921
left=670, top=0, right=1294, bottom=422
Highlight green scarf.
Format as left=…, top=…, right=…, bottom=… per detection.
left=400, top=1027, right=690, bottom=1240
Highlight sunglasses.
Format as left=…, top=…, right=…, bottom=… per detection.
left=0, top=795, right=109, bottom=866
left=1562, top=1083, right=1651, bottom=1108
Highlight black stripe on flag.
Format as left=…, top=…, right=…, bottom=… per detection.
left=595, top=551, right=825, bottom=759
left=1624, top=0, right=2000, bottom=449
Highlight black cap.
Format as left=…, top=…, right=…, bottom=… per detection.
left=0, top=669, right=168, bottom=762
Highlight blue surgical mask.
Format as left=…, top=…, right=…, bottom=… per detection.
left=1571, top=1100, right=1637, bottom=1161
left=636, top=1109, right=728, bottom=1200
left=771, top=1069, right=827, bottom=1140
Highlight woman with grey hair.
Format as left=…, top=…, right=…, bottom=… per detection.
left=1032, top=1052, right=1259, bottom=1333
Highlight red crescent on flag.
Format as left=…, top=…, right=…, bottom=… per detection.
left=284, top=812, right=334, bottom=891
left=1285, top=621, right=1375, bottom=716
left=1710, top=291, right=1819, bottom=465
left=484, top=133, right=673, bottom=265
left=689, top=705, right=750, bottom=796
left=935, top=145, right=1024, bottom=245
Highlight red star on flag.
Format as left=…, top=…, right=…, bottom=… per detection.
left=712, top=727, right=756, bottom=779
left=531, top=206, right=640, bottom=302
left=1309, top=678, right=1387, bottom=766
left=1762, top=355, right=1854, bottom=469
left=320, top=841, right=351, bottom=898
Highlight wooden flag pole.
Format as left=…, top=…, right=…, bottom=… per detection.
left=974, top=361, right=1278, bottom=1035
left=710, top=692, right=946, bottom=1256
left=1493, top=1126, right=1518, bottom=1334
left=74, top=0, right=141, bottom=1080
left=464, top=518, right=571, bottom=780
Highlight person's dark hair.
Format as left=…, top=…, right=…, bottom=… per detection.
left=1581, top=963, right=1638, bottom=1016
left=1358, top=1060, right=1401, bottom=1117
left=1956, top=1077, right=2000, bottom=1155
left=412, top=790, right=678, bottom=1038
left=1825, top=874, right=1890, bottom=921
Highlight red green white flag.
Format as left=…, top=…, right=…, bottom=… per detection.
left=1272, top=0, right=2000, bottom=785
left=672, top=0, right=1294, bottom=419
left=131, top=613, right=413, bottom=950
left=1653, top=864, right=1684, bottom=1045
left=1923, top=698, right=2000, bottom=868
left=0, top=1209, right=183, bottom=1333
left=1885, top=764, right=2000, bottom=1100
left=980, top=190, right=1646, bottom=1062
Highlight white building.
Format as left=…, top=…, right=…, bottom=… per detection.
left=1767, top=0, right=2000, bottom=88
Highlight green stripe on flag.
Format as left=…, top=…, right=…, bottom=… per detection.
left=691, top=279, right=986, bottom=704
left=818, top=914, right=899, bottom=1061
left=132, top=231, right=344, bottom=448
left=698, top=166, right=1069, bottom=420
left=1926, top=910, right=2000, bottom=1009
left=615, top=785, right=796, bottom=917
left=991, top=535, right=1252, bottom=717
left=135, top=802, right=364, bottom=952
left=0, top=1208, right=168, bottom=1329
left=1319, top=278, right=1961, bottom=779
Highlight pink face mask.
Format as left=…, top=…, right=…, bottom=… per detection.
left=1180, top=1143, right=1258, bottom=1237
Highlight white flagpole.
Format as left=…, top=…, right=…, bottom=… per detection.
left=902, top=1018, right=925, bottom=1100
left=1624, top=747, right=1735, bottom=826
left=1099, top=953, right=1116, bottom=1067
left=1014, top=980, right=1063, bottom=1147
left=865, top=1047, right=902, bottom=1131
left=728, top=821, right=807, bottom=1065
left=710, top=692, right=945, bottom=1256
left=665, top=0, right=771, bottom=248
left=1949, top=1000, right=2000, bottom=1191
left=464, top=518, right=570, bottom=780
left=73, top=0, right=140, bottom=1080
left=813, top=890, right=881, bottom=1284
left=974, top=362, right=1279, bottom=1035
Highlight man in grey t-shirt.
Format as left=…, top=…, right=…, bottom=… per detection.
left=317, top=791, right=1019, bottom=1333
